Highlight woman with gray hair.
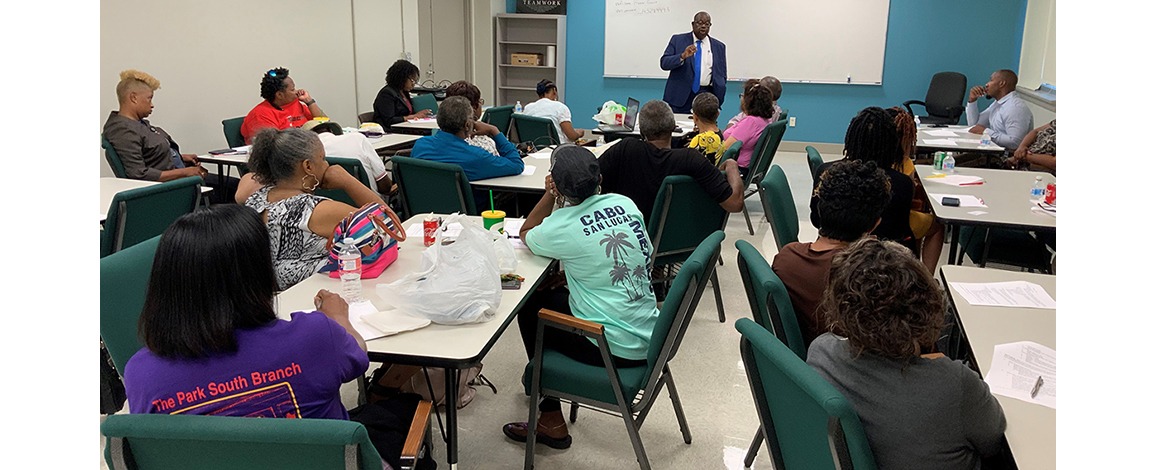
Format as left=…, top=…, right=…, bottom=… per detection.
left=236, top=127, right=386, bottom=289
left=410, top=95, right=524, bottom=181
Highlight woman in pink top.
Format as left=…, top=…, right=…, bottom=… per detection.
left=721, top=80, right=776, bottom=176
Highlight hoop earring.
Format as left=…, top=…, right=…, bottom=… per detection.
left=302, top=172, right=320, bottom=192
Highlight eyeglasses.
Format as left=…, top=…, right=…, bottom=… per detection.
left=693, top=21, right=711, bottom=26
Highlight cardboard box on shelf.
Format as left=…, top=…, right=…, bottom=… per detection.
left=511, top=53, right=543, bottom=66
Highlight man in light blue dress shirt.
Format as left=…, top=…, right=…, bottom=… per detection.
left=965, top=69, right=1034, bottom=150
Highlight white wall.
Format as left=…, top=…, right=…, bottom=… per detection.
left=1019, top=0, right=1056, bottom=89
left=100, top=0, right=417, bottom=175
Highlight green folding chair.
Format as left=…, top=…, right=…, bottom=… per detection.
left=315, top=156, right=376, bottom=207
left=740, top=119, right=789, bottom=235
left=777, top=108, right=790, bottom=123
left=101, top=176, right=202, bottom=257
left=101, top=135, right=128, bottom=178
left=735, top=239, right=807, bottom=467
left=648, top=175, right=729, bottom=322
left=717, top=138, right=742, bottom=167
left=523, top=231, right=725, bottom=470
left=103, top=406, right=434, bottom=470
left=758, top=164, right=799, bottom=250
left=511, top=113, right=561, bottom=148
left=481, top=105, right=515, bottom=136
left=805, top=145, right=825, bottom=184
left=736, top=318, right=877, bottom=470
left=222, top=117, right=245, bottom=147
left=100, top=235, right=160, bottom=374
left=411, top=93, right=438, bottom=115
left=390, top=156, right=476, bottom=219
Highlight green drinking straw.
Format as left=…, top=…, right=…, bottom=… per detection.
left=489, top=190, right=495, bottom=212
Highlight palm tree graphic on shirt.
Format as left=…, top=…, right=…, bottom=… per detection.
left=602, top=231, right=648, bottom=300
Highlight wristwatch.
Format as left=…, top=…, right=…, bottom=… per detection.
left=304, top=99, right=316, bottom=106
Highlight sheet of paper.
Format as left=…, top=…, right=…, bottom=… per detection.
left=949, top=281, right=1056, bottom=309
left=1031, top=204, right=1057, bottom=217
left=528, top=148, right=552, bottom=160
left=922, top=138, right=958, bottom=146
left=502, top=219, right=528, bottom=249
left=922, top=129, right=958, bottom=137
left=522, top=164, right=537, bottom=176
left=407, top=117, right=436, bottom=122
left=928, top=193, right=986, bottom=207
left=985, top=341, right=1057, bottom=409
left=347, top=300, right=389, bottom=340
left=924, top=174, right=985, bottom=186
left=360, top=309, right=431, bottom=337
left=676, top=120, right=695, bottom=130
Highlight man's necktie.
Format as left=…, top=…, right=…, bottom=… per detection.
left=692, top=39, right=703, bottom=93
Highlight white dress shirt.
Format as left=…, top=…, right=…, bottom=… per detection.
left=697, top=35, right=713, bottom=87
left=965, top=91, right=1034, bottom=149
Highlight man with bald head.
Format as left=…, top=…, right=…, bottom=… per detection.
left=727, top=75, right=783, bottom=128
left=660, top=11, right=728, bottom=113
left=965, top=69, right=1033, bottom=150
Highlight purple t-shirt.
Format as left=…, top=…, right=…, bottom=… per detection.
left=125, top=311, right=369, bottom=420
left=723, top=115, right=773, bottom=168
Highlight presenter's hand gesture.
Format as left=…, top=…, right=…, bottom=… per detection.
left=968, top=85, right=986, bottom=103
left=681, top=44, right=697, bottom=61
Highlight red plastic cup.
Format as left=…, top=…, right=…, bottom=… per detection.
left=1045, top=183, right=1056, bottom=205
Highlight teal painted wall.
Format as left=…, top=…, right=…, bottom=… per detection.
left=506, top=0, right=1027, bottom=143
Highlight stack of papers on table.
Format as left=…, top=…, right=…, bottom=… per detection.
left=346, top=300, right=431, bottom=340
left=986, top=341, right=1056, bottom=409
left=948, top=281, right=1056, bottom=308
left=924, top=174, right=985, bottom=186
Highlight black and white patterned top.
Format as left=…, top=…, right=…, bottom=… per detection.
left=244, top=186, right=331, bottom=290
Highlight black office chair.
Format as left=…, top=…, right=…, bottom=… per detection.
left=903, top=72, right=967, bottom=125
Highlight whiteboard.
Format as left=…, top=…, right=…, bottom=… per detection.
left=604, top=0, right=890, bottom=85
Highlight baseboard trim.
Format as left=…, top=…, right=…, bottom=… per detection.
left=779, top=141, right=843, bottom=157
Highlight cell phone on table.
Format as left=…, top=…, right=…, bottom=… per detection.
left=208, top=148, right=235, bottom=155
left=941, top=197, right=960, bottom=207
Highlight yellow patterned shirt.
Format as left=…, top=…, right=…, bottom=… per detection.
left=688, top=130, right=723, bottom=165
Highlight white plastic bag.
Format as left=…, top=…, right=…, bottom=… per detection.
left=592, top=100, right=623, bottom=125
left=377, top=214, right=501, bottom=325
left=490, top=225, right=518, bottom=275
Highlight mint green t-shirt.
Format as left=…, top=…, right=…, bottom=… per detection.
left=525, top=193, right=659, bottom=360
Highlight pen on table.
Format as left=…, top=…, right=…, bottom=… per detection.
left=1030, top=375, right=1044, bottom=398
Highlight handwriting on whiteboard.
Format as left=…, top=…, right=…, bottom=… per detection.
left=614, top=0, right=670, bottom=15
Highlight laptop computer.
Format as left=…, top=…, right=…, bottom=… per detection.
left=597, top=97, right=640, bottom=133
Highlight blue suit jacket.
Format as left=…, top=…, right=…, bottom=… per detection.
left=660, top=33, right=727, bottom=111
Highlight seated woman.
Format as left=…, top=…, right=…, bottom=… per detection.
left=234, top=127, right=385, bottom=290
left=719, top=79, right=777, bottom=176
left=123, top=205, right=428, bottom=470
left=240, top=67, right=327, bottom=144
left=372, top=59, right=431, bottom=130
left=443, top=80, right=500, bottom=156
left=811, top=107, right=917, bottom=253
left=887, top=106, right=946, bottom=273
left=502, top=145, right=659, bottom=449
left=1010, top=119, right=1056, bottom=173
left=409, top=96, right=524, bottom=182
left=807, top=238, right=1007, bottom=470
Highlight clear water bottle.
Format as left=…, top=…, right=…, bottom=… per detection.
left=514, top=101, right=523, bottom=113
left=337, top=237, right=362, bottom=302
left=943, top=153, right=956, bottom=174
left=979, top=131, right=992, bottom=147
left=1030, top=176, right=1046, bottom=199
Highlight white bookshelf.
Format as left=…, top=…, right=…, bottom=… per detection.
left=494, top=13, right=566, bottom=107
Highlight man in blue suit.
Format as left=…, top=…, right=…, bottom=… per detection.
left=660, top=11, right=727, bottom=114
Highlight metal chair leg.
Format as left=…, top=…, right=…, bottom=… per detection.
left=664, top=371, right=692, bottom=445
left=742, top=205, right=754, bottom=235
left=568, top=402, right=579, bottom=423
left=711, top=270, right=725, bottom=323
left=744, top=427, right=763, bottom=468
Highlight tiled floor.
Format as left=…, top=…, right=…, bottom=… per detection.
left=100, top=151, right=986, bottom=469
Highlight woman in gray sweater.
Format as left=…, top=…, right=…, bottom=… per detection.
left=807, top=238, right=1006, bottom=470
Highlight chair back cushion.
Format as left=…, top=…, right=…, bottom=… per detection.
left=737, top=319, right=876, bottom=470
left=718, top=138, right=742, bottom=165
left=924, top=72, right=968, bottom=118
left=100, top=235, right=160, bottom=374
left=101, top=135, right=128, bottom=178
left=102, top=176, right=201, bottom=257
left=745, top=119, right=788, bottom=186
left=646, top=231, right=724, bottom=370
left=357, top=111, right=375, bottom=125
left=411, top=93, right=439, bottom=115
left=511, top=114, right=560, bottom=147
left=647, top=175, right=728, bottom=265
left=735, top=240, right=806, bottom=359
left=102, top=413, right=383, bottom=470
left=391, top=156, right=475, bottom=217
left=759, top=164, right=799, bottom=250
left=482, top=105, right=515, bottom=135
left=805, top=146, right=824, bottom=183
left=222, top=117, right=246, bottom=148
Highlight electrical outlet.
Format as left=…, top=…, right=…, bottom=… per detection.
left=788, top=117, right=796, bottom=127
